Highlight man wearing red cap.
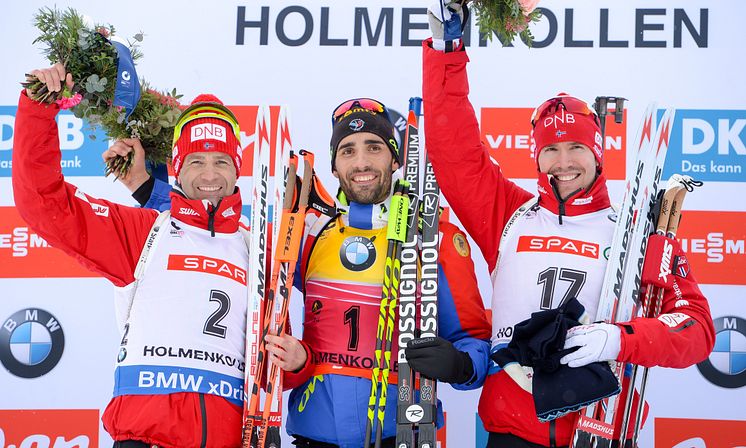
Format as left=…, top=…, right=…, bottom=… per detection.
left=423, top=3, right=714, bottom=448
left=13, top=63, right=253, bottom=447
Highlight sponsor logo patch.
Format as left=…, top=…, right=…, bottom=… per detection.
left=167, top=254, right=247, bottom=285
left=517, top=235, right=600, bottom=259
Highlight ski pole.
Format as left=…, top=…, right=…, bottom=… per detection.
left=364, top=181, right=407, bottom=447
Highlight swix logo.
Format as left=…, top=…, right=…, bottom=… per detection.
left=1, top=107, right=110, bottom=177
left=179, top=207, right=200, bottom=216
left=167, top=255, right=247, bottom=285
left=659, top=239, right=673, bottom=283
left=222, top=207, right=236, bottom=218
left=663, top=109, right=746, bottom=182
left=517, top=235, right=600, bottom=259
left=191, top=123, right=227, bottom=142
left=480, top=107, right=626, bottom=180
left=677, top=211, right=745, bottom=285
left=0, top=207, right=98, bottom=278
left=656, top=418, right=746, bottom=447
left=0, top=409, right=98, bottom=447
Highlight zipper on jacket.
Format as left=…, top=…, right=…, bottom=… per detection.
left=199, top=393, right=207, bottom=448
left=549, top=180, right=580, bottom=226
left=207, top=199, right=222, bottom=237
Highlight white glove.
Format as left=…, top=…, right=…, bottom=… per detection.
left=427, top=1, right=464, bottom=51
left=561, top=323, right=622, bottom=368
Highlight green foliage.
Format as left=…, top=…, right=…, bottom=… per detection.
left=470, top=0, right=542, bottom=47
left=22, top=7, right=182, bottom=177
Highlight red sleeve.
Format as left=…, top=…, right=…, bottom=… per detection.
left=12, top=91, right=158, bottom=287
left=282, top=338, right=315, bottom=390
left=422, top=39, right=533, bottom=271
left=438, top=221, right=491, bottom=341
left=617, top=266, right=715, bottom=368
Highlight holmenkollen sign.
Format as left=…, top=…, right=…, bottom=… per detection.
left=235, top=5, right=708, bottom=49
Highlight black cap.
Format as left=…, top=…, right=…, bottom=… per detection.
left=330, top=108, right=400, bottom=171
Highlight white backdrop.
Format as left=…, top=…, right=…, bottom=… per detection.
left=1, top=1, right=745, bottom=447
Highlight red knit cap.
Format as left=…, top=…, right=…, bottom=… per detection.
left=172, top=94, right=242, bottom=178
left=530, top=93, right=604, bottom=173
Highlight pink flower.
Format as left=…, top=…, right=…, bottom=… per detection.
left=55, top=92, right=83, bottom=110
left=518, top=0, right=540, bottom=15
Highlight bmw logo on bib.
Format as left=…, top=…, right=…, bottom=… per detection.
left=340, top=236, right=376, bottom=271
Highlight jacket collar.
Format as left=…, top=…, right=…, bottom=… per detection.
left=169, top=187, right=243, bottom=235
left=335, top=172, right=402, bottom=230
left=536, top=172, right=611, bottom=222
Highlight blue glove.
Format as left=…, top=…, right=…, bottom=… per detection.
left=428, top=1, right=465, bottom=51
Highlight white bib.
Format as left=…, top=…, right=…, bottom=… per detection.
left=112, top=216, right=251, bottom=406
left=490, top=205, right=616, bottom=348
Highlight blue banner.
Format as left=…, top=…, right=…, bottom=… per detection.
left=662, top=109, right=746, bottom=182
left=110, top=38, right=141, bottom=119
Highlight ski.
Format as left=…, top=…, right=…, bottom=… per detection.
left=258, top=150, right=313, bottom=448
left=243, top=105, right=272, bottom=448
left=395, top=97, right=441, bottom=448
left=626, top=174, right=700, bottom=445
left=416, top=115, right=441, bottom=448
left=571, top=105, right=676, bottom=448
left=396, top=97, right=423, bottom=448
left=263, top=105, right=294, bottom=447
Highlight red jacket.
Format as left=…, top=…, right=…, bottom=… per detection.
left=12, top=91, right=245, bottom=448
left=422, top=40, right=715, bottom=446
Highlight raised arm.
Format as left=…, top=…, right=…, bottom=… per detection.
left=13, top=64, right=157, bottom=286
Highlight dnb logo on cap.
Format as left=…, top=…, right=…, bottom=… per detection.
left=697, top=316, right=746, bottom=388
left=0, top=308, right=65, bottom=378
left=340, top=236, right=376, bottom=271
left=349, top=118, right=365, bottom=131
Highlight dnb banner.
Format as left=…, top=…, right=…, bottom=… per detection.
left=662, top=110, right=746, bottom=182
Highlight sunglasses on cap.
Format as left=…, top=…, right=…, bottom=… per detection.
left=530, top=95, right=599, bottom=128
left=331, top=98, right=390, bottom=125
left=172, top=104, right=241, bottom=148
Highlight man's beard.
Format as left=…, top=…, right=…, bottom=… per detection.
left=339, top=168, right=392, bottom=204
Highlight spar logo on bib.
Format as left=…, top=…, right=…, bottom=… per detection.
left=0, top=106, right=109, bottom=177
left=0, top=409, right=99, bottom=447
left=662, top=109, right=746, bottom=182
left=0, top=308, right=65, bottom=378
left=479, top=107, right=626, bottom=180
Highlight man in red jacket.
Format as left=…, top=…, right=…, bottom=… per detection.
left=13, top=63, right=258, bottom=448
left=423, top=3, right=715, bottom=448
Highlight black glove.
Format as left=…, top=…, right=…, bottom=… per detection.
left=405, top=336, right=474, bottom=384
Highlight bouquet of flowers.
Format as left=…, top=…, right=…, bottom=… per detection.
left=468, top=0, right=542, bottom=46
left=21, top=7, right=182, bottom=178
